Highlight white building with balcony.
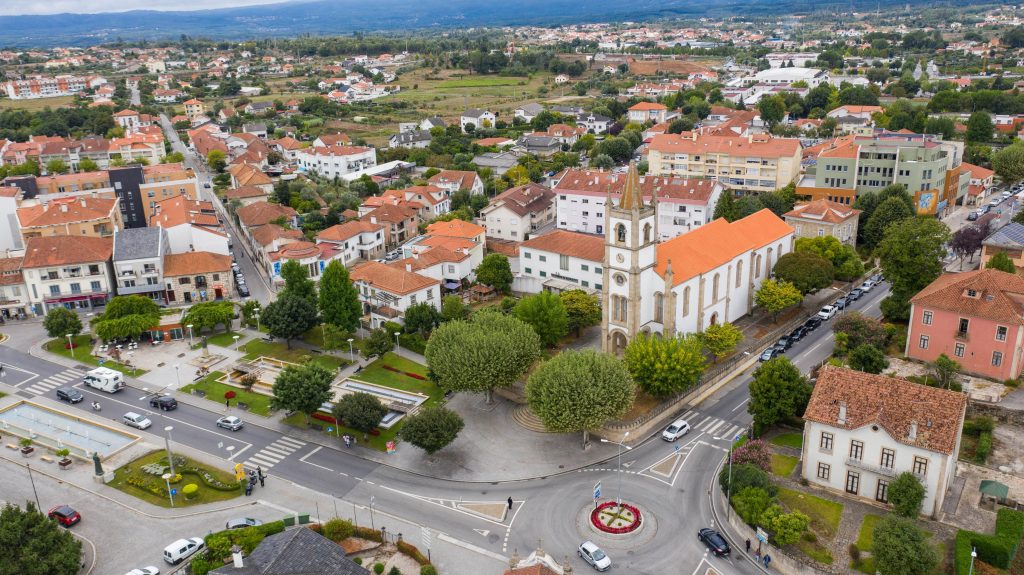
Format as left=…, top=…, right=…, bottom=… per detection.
left=112, top=227, right=168, bottom=303
left=22, top=235, right=114, bottom=315
left=296, top=145, right=377, bottom=179
left=315, top=221, right=386, bottom=266
left=349, top=261, right=440, bottom=328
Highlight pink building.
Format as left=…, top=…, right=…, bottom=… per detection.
left=906, top=269, right=1024, bottom=381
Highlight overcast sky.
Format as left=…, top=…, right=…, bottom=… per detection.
left=2, top=0, right=285, bottom=16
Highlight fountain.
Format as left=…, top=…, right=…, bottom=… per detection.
left=0, top=401, right=138, bottom=459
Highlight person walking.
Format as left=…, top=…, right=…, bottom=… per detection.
left=507, top=497, right=513, bottom=510
left=764, top=554, right=771, bottom=569
left=745, top=539, right=751, bottom=553
left=225, top=398, right=230, bottom=411
left=257, top=466, right=265, bottom=488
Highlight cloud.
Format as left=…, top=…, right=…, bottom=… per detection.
left=2, top=0, right=285, bottom=16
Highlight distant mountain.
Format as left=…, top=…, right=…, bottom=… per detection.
left=0, top=0, right=968, bottom=48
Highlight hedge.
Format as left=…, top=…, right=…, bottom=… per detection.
left=354, top=525, right=383, bottom=542
left=201, top=520, right=287, bottom=567
left=397, top=539, right=431, bottom=565
left=975, top=432, right=993, bottom=464
left=955, top=509, right=1024, bottom=574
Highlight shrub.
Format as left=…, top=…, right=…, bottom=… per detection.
left=849, top=543, right=861, bottom=564
left=182, top=483, right=199, bottom=500
left=975, top=432, right=993, bottom=464
left=719, top=463, right=777, bottom=497
left=731, top=486, right=773, bottom=526
left=354, top=557, right=363, bottom=565
left=420, top=567, right=438, bottom=575
left=730, top=439, right=771, bottom=472
left=888, top=472, right=927, bottom=518
left=954, top=509, right=1024, bottom=574
left=374, top=563, right=385, bottom=575
left=963, top=416, right=995, bottom=436
left=388, top=568, right=401, bottom=575
left=354, top=526, right=383, bottom=542
left=321, top=518, right=354, bottom=541
left=397, top=540, right=430, bottom=565
left=1005, top=378, right=1020, bottom=389
left=55, top=448, right=70, bottom=458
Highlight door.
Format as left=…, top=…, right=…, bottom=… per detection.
left=214, top=288, right=223, bottom=300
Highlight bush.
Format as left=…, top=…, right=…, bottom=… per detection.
left=420, top=567, right=438, bottom=575
left=963, top=416, right=995, bottom=436
left=975, top=432, right=993, bottom=464
left=954, top=509, right=1024, bottom=574
left=719, top=463, right=777, bottom=497
left=731, top=486, right=773, bottom=526
left=182, top=483, right=199, bottom=500
left=849, top=543, right=861, bottom=564
left=1005, top=378, right=1020, bottom=389
left=354, top=557, right=363, bottom=565
left=397, top=540, right=431, bottom=565
left=321, top=518, right=354, bottom=541
left=388, top=568, right=401, bottom=575
left=354, top=526, right=383, bottom=542
left=731, top=439, right=771, bottom=472
left=374, top=563, right=385, bottom=575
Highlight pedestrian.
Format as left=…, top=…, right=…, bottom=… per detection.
left=258, top=468, right=265, bottom=488
left=764, top=554, right=771, bottom=569
left=225, top=398, right=230, bottom=410
left=507, top=497, right=513, bottom=510
left=755, top=551, right=760, bottom=563
left=745, top=539, right=751, bottom=553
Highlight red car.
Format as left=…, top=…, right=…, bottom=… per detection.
left=48, top=505, right=81, bottom=527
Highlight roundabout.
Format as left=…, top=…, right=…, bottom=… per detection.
left=590, top=500, right=642, bottom=534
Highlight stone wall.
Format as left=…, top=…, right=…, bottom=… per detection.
left=967, top=401, right=1024, bottom=426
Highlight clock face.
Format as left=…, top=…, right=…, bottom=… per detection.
left=614, top=273, right=626, bottom=286
left=616, top=253, right=625, bottom=263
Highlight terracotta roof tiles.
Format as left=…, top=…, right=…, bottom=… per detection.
left=350, top=261, right=438, bottom=295
left=23, top=236, right=113, bottom=267
left=910, top=268, right=1024, bottom=326
left=521, top=230, right=604, bottom=262
left=163, top=252, right=231, bottom=276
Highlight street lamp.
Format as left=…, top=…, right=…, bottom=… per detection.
left=347, top=338, right=355, bottom=362
left=254, top=312, right=260, bottom=333
left=600, top=432, right=632, bottom=507
left=163, top=426, right=176, bottom=476
left=394, top=332, right=401, bottom=354
left=174, top=364, right=181, bottom=388
left=66, top=333, right=75, bottom=359
left=233, top=335, right=240, bottom=350
left=187, top=324, right=194, bottom=347
left=162, top=473, right=175, bottom=507
left=969, top=548, right=977, bottom=575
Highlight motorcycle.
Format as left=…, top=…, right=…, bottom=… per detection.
left=91, top=402, right=102, bottom=412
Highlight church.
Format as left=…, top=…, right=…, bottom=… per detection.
left=601, top=163, right=796, bottom=354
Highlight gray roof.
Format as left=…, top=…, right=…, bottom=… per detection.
left=462, top=108, right=491, bottom=118
left=550, top=105, right=584, bottom=115
left=210, top=528, right=370, bottom=575
left=473, top=152, right=520, bottom=168
left=577, top=112, right=612, bottom=123
left=390, top=130, right=432, bottom=145
left=247, top=101, right=274, bottom=111
left=516, top=103, right=544, bottom=114
left=984, top=222, right=1024, bottom=249
left=421, top=116, right=446, bottom=128
left=243, top=123, right=267, bottom=133
left=112, top=227, right=165, bottom=262
left=517, top=135, right=560, bottom=147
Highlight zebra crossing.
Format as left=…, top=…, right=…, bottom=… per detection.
left=244, top=436, right=307, bottom=469
left=680, top=410, right=747, bottom=442
left=23, top=369, right=84, bottom=396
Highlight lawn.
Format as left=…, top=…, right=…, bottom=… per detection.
left=778, top=488, right=844, bottom=538
left=0, top=95, right=75, bottom=111
left=852, top=514, right=941, bottom=575
left=44, top=335, right=148, bottom=376
left=770, top=454, right=800, bottom=477
left=204, top=330, right=247, bottom=349
left=435, top=76, right=528, bottom=88
left=771, top=432, right=804, bottom=449
left=109, top=450, right=241, bottom=508
left=180, top=371, right=273, bottom=417
left=241, top=339, right=346, bottom=371
left=284, top=411, right=401, bottom=452
left=855, top=514, right=881, bottom=550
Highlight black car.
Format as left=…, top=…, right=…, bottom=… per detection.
left=790, top=326, right=808, bottom=342
left=804, top=316, right=822, bottom=331
left=698, top=528, right=731, bottom=557
left=834, top=297, right=848, bottom=310
left=56, top=387, right=84, bottom=404
left=774, top=336, right=793, bottom=351
left=149, top=395, right=178, bottom=411
left=238, top=284, right=250, bottom=297
left=759, top=348, right=779, bottom=362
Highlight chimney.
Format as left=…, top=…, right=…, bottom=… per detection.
left=370, top=216, right=377, bottom=225
left=60, top=203, right=68, bottom=213
left=231, top=545, right=244, bottom=568
left=405, top=263, right=412, bottom=272
left=909, top=421, right=918, bottom=440
left=837, top=402, right=847, bottom=425
left=80, top=199, right=87, bottom=208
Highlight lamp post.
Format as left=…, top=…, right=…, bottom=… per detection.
left=254, top=312, right=260, bottom=333
left=187, top=324, right=194, bottom=347
left=163, top=426, right=176, bottom=476
left=174, top=364, right=181, bottom=389
left=66, top=333, right=75, bottom=360
left=347, top=338, right=355, bottom=363
left=233, top=335, right=240, bottom=350
left=162, top=473, right=175, bottom=507
left=969, top=548, right=977, bottom=575
left=394, top=332, right=401, bottom=354
left=600, top=432, right=632, bottom=507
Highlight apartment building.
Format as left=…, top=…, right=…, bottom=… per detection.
left=296, top=145, right=377, bottom=179
left=112, top=227, right=168, bottom=303
left=315, top=220, right=386, bottom=266
left=0, top=255, right=30, bottom=319
left=17, top=196, right=123, bottom=241
left=517, top=230, right=604, bottom=295
left=350, top=261, right=440, bottom=328
left=22, top=235, right=115, bottom=314
left=3, top=74, right=102, bottom=99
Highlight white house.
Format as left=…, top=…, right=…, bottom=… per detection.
left=22, top=235, right=114, bottom=315
left=296, top=145, right=377, bottom=179
left=576, top=112, right=613, bottom=135
left=752, top=67, right=827, bottom=87
left=388, top=130, right=432, bottom=149
left=0, top=255, right=31, bottom=319
left=428, top=170, right=485, bottom=196
left=517, top=230, right=604, bottom=294
left=514, top=103, right=544, bottom=123
left=112, top=227, right=168, bottom=303
left=481, top=183, right=556, bottom=242
left=801, top=365, right=967, bottom=519
left=460, top=109, right=496, bottom=132
left=350, top=261, right=440, bottom=328
left=315, top=220, right=386, bottom=266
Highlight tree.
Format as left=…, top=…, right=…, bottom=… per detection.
left=398, top=405, right=464, bottom=454
left=514, top=291, right=569, bottom=347
left=404, top=303, right=442, bottom=336
left=526, top=350, right=635, bottom=446
left=0, top=501, right=81, bottom=575
left=590, top=153, right=614, bottom=170
left=475, top=253, right=513, bottom=293
left=271, top=363, right=333, bottom=424
left=163, top=151, right=185, bottom=164
left=992, top=142, right=1024, bottom=184
left=181, top=301, right=234, bottom=334
left=929, top=353, right=961, bottom=390
left=261, top=293, right=319, bottom=348
left=986, top=252, right=1017, bottom=274
left=713, top=192, right=738, bottom=222
left=440, top=295, right=469, bottom=322
left=280, top=259, right=317, bottom=305
left=623, top=333, right=706, bottom=397
left=878, top=217, right=950, bottom=321
left=332, top=392, right=387, bottom=438
left=872, top=516, right=938, bottom=575
left=317, top=260, right=361, bottom=332
left=719, top=463, right=777, bottom=498
left=760, top=504, right=810, bottom=546
left=362, top=328, right=395, bottom=357
left=78, top=157, right=99, bottom=172
left=795, top=236, right=864, bottom=280
left=43, top=307, right=82, bottom=339
left=848, top=344, right=888, bottom=374
left=732, top=486, right=774, bottom=525
left=863, top=196, right=914, bottom=249
left=46, top=158, right=69, bottom=175
left=730, top=439, right=771, bottom=472
left=702, top=322, right=744, bottom=361
left=757, top=95, right=786, bottom=128
left=773, top=252, right=834, bottom=294
left=951, top=225, right=986, bottom=265
left=966, top=111, right=994, bottom=144
left=748, top=357, right=812, bottom=435
left=206, top=149, right=227, bottom=172
left=833, top=312, right=890, bottom=351
left=91, top=295, right=161, bottom=341
left=888, top=472, right=926, bottom=518
left=425, top=311, right=541, bottom=403
left=560, top=289, right=601, bottom=336
left=754, top=279, right=803, bottom=322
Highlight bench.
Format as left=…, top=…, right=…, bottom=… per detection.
left=40, top=456, right=54, bottom=463
left=5, top=443, right=17, bottom=450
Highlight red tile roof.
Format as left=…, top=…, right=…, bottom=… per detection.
left=17, top=197, right=117, bottom=228
left=649, top=133, right=800, bottom=159
left=425, top=219, right=485, bottom=239
left=236, top=201, right=297, bottom=227
left=23, top=236, right=113, bottom=267
left=163, top=252, right=231, bottom=276
left=910, top=268, right=1024, bottom=326
left=521, top=230, right=603, bottom=262
left=784, top=199, right=861, bottom=224
left=316, top=220, right=384, bottom=243
left=350, top=261, right=438, bottom=295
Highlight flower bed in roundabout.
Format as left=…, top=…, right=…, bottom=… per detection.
left=591, top=501, right=643, bottom=534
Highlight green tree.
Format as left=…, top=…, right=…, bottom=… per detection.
left=833, top=312, right=889, bottom=350
left=280, top=259, right=317, bottom=304
left=757, top=95, right=786, bottom=128
left=872, top=516, right=938, bottom=575
left=929, top=353, right=961, bottom=390
left=163, top=151, right=185, bottom=164
left=713, top=192, right=738, bottom=222
left=795, top=236, right=864, bottom=280
left=91, top=295, right=161, bottom=341
left=261, top=293, right=319, bottom=348
left=475, top=253, right=513, bottom=293
left=526, top=349, right=635, bottom=446
left=240, top=300, right=261, bottom=328
left=878, top=217, right=950, bottom=321
left=207, top=149, right=227, bottom=172
left=43, top=307, right=82, bottom=339
left=271, top=363, right=333, bottom=424
left=332, top=391, right=387, bottom=438
left=992, top=142, right=1024, bottom=184
left=986, top=252, right=1017, bottom=274
left=888, top=472, right=927, bottom=518
left=864, top=196, right=914, bottom=249
left=78, top=157, right=99, bottom=172
left=719, top=463, right=777, bottom=498
left=560, top=289, right=601, bottom=336
left=362, top=328, right=395, bottom=357
left=45, top=158, right=68, bottom=175
left=773, top=252, right=834, bottom=294
left=425, top=311, right=541, bottom=403
left=440, top=294, right=470, bottom=322
left=754, top=279, right=803, bottom=322
left=966, top=111, right=994, bottom=144
left=760, top=504, right=810, bottom=546
left=317, top=260, right=361, bottom=332
left=181, top=301, right=234, bottom=334
left=732, top=486, right=774, bottom=525
left=398, top=405, right=465, bottom=454
left=848, top=344, right=888, bottom=374
left=702, top=322, right=744, bottom=361
left=404, top=302, right=442, bottom=336
left=514, top=291, right=569, bottom=347
left=0, top=501, right=82, bottom=575
left=748, top=357, right=812, bottom=436
left=624, top=333, right=706, bottom=397
left=319, top=323, right=348, bottom=350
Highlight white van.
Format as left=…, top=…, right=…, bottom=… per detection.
left=83, top=367, right=125, bottom=393
left=163, top=537, right=204, bottom=565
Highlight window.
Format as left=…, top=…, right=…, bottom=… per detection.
left=49, top=285, right=60, bottom=296
left=559, top=255, right=569, bottom=271
left=820, top=432, right=834, bottom=452
left=958, top=318, right=970, bottom=334
left=993, top=351, right=1003, bottom=367
left=539, top=271, right=547, bottom=277
left=817, top=462, right=831, bottom=480
left=654, top=292, right=664, bottom=321
left=913, top=456, right=928, bottom=476
left=846, top=471, right=860, bottom=494
left=179, top=277, right=191, bottom=285
left=539, top=255, right=547, bottom=262
left=954, top=342, right=965, bottom=358
left=581, top=264, right=589, bottom=272
left=683, top=286, right=691, bottom=317
left=997, top=326, right=1008, bottom=342
left=850, top=440, right=864, bottom=461
left=876, top=479, right=889, bottom=503
left=880, top=448, right=895, bottom=470
left=616, top=223, right=626, bottom=243
left=212, top=274, right=219, bottom=281
left=736, top=260, right=743, bottom=288
left=410, top=295, right=417, bottom=305
left=919, top=335, right=929, bottom=349
left=427, top=289, right=434, bottom=299
left=712, top=273, right=720, bottom=302
left=525, top=252, right=531, bottom=259
left=91, top=281, right=101, bottom=291
left=922, top=311, right=933, bottom=325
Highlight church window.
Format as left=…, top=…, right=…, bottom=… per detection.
left=643, top=223, right=652, bottom=244
left=654, top=292, right=664, bottom=322
left=713, top=273, right=721, bottom=302
left=755, top=254, right=762, bottom=278
left=614, top=273, right=626, bottom=286
left=612, top=296, right=628, bottom=322
left=616, top=224, right=626, bottom=243
left=683, top=286, right=691, bottom=317
left=736, top=260, right=743, bottom=288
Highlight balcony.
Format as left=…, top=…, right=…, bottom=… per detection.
left=846, top=458, right=896, bottom=477
left=954, top=330, right=969, bottom=341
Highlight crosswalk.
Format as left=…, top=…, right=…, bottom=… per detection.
left=244, top=436, right=307, bottom=469
left=679, top=409, right=747, bottom=442
left=24, top=369, right=84, bottom=396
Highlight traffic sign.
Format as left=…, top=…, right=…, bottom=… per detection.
left=593, top=481, right=602, bottom=500
left=420, top=527, right=432, bottom=550
left=756, top=527, right=768, bottom=543
left=171, top=489, right=178, bottom=496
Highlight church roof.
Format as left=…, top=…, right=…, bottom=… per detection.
left=618, top=161, right=643, bottom=210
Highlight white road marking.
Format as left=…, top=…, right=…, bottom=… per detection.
left=503, top=498, right=524, bottom=553
left=228, top=444, right=249, bottom=461
left=731, top=398, right=750, bottom=412
left=437, top=533, right=508, bottom=562
left=474, top=529, right=490, bottom=537
left=379, top=485, right=512, bottom=527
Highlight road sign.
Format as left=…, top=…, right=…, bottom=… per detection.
left=756, top=527, right=768, bottom=543
left=593, top=481, right=602, bottom=500
left=420, top=527, right=432, bottom=550
left=171, top=489, right=177, bottom=496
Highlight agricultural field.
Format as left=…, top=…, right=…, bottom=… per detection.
left=0, top=95, right=76, bottom=111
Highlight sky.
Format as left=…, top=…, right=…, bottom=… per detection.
left=1, top=0, right=285, bottom=16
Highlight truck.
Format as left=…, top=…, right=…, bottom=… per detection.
left=83, top=367, right=125, bottom=393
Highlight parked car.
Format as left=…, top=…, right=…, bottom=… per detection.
left=238, top=285, right=250, bottom=298
left=848, top=288, right=863, bottom=301
left=661, top=419, right=691, bottom=441
left=56, top=387, right=84, bottom=404
left=789, top=326, right=808, bottom=342
left=124, top=568, right=160, bottom=575
left=122, top=412, right=152, bottom=430
left=48, top=505, right=81, bottom=527
left=1002, top=191, right=1012, bottom=200
left=759, top=347, right=779, bottom=362
left=967, top=211, right=979, bottom=221
left=818, top=305, right=837, bottom=320
left=859, top=280, right=874, bottom=293
left=217, top=416, right=244, bottom=431
left=804, top=316, right=822, bottom=331
left=225, top=517, right=263, bottom=530
left=990, top=198, right=1002, bottom=207
left=698, top=528, right=731, bottom=557
left=163, top=537, right=205, bottom=565
left=774, top=335, right=793, bottom=351
left=578, top=541, right=612, bottom=571
left=869, top=273, right=883, bottom=284
left=149, top=395, right=178, bottom=411
left=834, top=297, right=848, bottom=310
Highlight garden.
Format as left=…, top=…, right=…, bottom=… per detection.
left=181, top=370, right=274, bottom=417
left=44, top=334, right=145, bottom=375
left=109, top=450, right=241, bottom=508
left=241, top=339, right=347, bottom=371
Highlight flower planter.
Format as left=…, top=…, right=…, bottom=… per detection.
left=20, top=446, right=34, bottom=457
left=590, top=501, right=642, bottom=534
left=58, top=458, right=73, bottom=470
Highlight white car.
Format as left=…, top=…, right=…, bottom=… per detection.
left=125, top=568, right=160, bottom=575
left=163, top=537, right=204, bottom=565
left=859, top=280, right=875, bottom=293
left=662, top=419, right=691, bottom=441
left=578, top=540, right=612, bottom=571
left=122, top=412, right=152, bottom=430
left=217, top=416, right=244, bottom=431
left=817, top=305, right=837, bottom=320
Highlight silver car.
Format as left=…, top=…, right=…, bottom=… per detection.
left=217, top=416, right=244, bottom=431
left=578, top=540, right=611, bottom=571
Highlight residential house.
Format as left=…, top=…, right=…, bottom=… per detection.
left=243, top=101, right=275, bottom=116
left=472, top=152, right=519, bottom=176
left=627, top=102, right=672, bottom=124
left=316, top=220, right=386, bottom=266
left=515, top=135, right=561, bottom=158
left=268, top=137, right=306, bottom=163
left=350, top=261, right=440, bottom=328
left=388, top=130, right=432, bottom=149
left=981, top=223, right=1024, bottom=272
left=428, top=170, right=485, bottom=196
left=362, top=203, right=418, bottom=250
left=518, top=230, right=604, bottom=294
left=236, top=200, right=298, bottom=254
left=783, top=199, right=861, bottom=246
left=112, top=227, right=168, bottom=303
left=801, top=365, right=966, bottom=518
left=223, top=185, right=269, bottom=207
left=242, top=123, right=268, bottom=139
left=163, top=251, right=234, bottom=304
left=419, top=117, right=446, bottom=131
left=150, top=196, right=230, bottom=256
left=514, top=103, right=544, bottom=123
left=296, top=146, right=377, bottom=179
left=480, top=183, right=556, bottom=242
left=825, top=105, right=883, bottom=120
left=0, top=255, right=30, bottom=319
left=226, top=163, right=273, bottom=192
left=753, top=67, right=828, bottom=87
left=460, top=109, right=496, bottom=132
left=266, top=241, right=341, bottom=286
left=17, top=196, right=122, bottom=242
left=907, top=268, right=1024, bottom=380
left=183, top=98, right=205, bottom=122
left=22, top=235, right=114, bottom=314
left=576, top=112, right=613, bottom=135
left=313, top=134, right=352, bottom=148
left=962, top=162, right=995, bottom=206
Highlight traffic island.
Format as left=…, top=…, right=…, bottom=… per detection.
left=576, top=500, right=658, bottom=545
left=591, top=501, right=642, bottom=534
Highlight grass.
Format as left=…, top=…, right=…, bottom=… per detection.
left=852, top=514, right=942, bottom=575
left=856, top=514, right=882, bottom=550
left=435, top=76, right=528, bottom=88
left=284, top=411, right=401, bottom=452
left=771, top=432, right=804, bottom=449
left=0, top=95, right=75, bottom=111
left=240, top=339, right=346, bottom=371
left=44, top=335, right=148, bottom=376
left=204, top=330, right=246, bottom=349
left=180, top=371, right=273, bottom=417
left=108, top=450, right=241, bottom=508
left=771, top=454, right=800, bottom=477
left=800, top=539, right=834, bottom=565
left=778, top=488, right=844, bottom=538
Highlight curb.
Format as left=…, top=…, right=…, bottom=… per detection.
left=708, top=455, right=773, bottom=575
